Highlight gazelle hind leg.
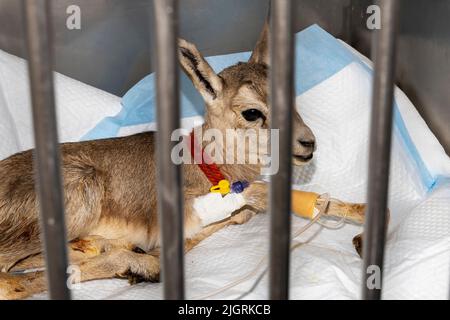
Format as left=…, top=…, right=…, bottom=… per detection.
left=75, top=248, right=160, bottom=283
left=1, top=237, right=137, bottom=300
left=71, top=217, right=254, bottom=284
left=9, top=236, right=134, bottom=272
left=0, top=271, right=46, bottom=300
left=0, top=248, right=160, bottom=300
left=1, top=209, right=256, bottom=299
left=127, top=208, right=256, bottom=285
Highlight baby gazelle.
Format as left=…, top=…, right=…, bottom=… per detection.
left=0, top=22, right=322, bottom=299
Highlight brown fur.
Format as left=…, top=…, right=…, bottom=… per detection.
left=0, top=19, right=364, bottom=299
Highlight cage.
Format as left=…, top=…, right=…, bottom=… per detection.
left=0, top=0, right=449, bottom=300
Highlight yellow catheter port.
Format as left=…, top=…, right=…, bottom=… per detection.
left=291, top=190, right=321, bottom=219
left=291, top=189, right=367, bottom=225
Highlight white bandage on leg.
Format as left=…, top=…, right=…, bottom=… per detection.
left=193, top=192, right=247, bottom=227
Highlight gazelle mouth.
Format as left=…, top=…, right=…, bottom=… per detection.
left=293, top=154, right=313, bottom=163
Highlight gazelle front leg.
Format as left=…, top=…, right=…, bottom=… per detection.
left=323, top=201, right=367, bottom=257
left=241, top=181, right=386, bottom=257
left=324, top=201, right=366, bottom=224
left=242, top=181, right=269, bottom=212
left=184, top=208, right=257, bottom=252
left=349, top=208, right=390, bottom=257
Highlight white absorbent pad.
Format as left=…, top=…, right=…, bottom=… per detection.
left=0, top=50, right=122, bottom=159
left=0, top=24, right=449, bottom=299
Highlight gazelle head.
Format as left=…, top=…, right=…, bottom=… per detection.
left=178, top=21, right=316, bottom=167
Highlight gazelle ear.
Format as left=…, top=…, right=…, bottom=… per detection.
left=249, top=7, right=270, bottom=65
left=178, top=39, right=223, bottom=103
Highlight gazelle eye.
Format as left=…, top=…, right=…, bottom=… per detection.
left=242, top=109, right=264, bottom=122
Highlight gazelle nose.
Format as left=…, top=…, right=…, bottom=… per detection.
left=298, top=139, right=315, bottom=149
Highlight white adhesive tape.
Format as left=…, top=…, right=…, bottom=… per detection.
left=193, top=192, right=246, bottom=227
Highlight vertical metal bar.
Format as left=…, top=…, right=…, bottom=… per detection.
left=153, top=0, right=184, bottom=300
left=269, top=0, right=294, bottom=300
left=22, top=0, right=70, bottom=300
left=362, top=0, right=400, bottom=300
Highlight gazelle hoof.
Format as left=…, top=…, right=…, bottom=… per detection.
left=352, top=233, right=363, bottom=258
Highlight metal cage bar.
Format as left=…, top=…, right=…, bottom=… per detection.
left=362, top=0, right=400, bottom=300
left=153, top=0, right=185, bottom=300
left=22, top=0, right=70, bottom=300
left=269, top=0, right=295, bottom=300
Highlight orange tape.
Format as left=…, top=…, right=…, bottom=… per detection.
left=291, top=190, right=320, bottom=219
